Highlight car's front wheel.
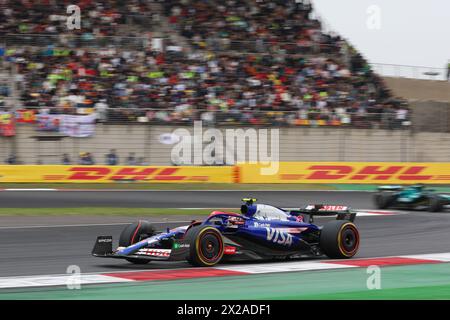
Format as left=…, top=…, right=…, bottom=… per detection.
left=374, top=192, right=394, bottom=209
left=184, top=225, right=224, bottom=267
left=119, top=220, right=155, bottom=264
left=320, top=220, right=360, bottom=259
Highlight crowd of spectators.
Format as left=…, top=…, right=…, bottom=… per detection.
left=59, top=150, right=145, bottom=166
left=0, top=0, right=410, bottom=129
left=0, top=0, right=153, bottom=37
left=163, top=0, right=342, bottom=55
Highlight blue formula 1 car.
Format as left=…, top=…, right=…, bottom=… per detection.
left=374, top=185, right=450, bottom=212
left=92, top=199, right=360, bottom=267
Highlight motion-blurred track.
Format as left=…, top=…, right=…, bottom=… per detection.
left=0, top=190, right=449, bottom=277
left=0, top=190, right=370, bottom=208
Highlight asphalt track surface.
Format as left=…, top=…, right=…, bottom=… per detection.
left=0, top=190, right=371, bottom=208
left=0, top=191, right=450, bottom=277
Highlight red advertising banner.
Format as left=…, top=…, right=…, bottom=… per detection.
left=0, top=112, right=15, bottom=136
left=0, top=165, right=234, bottom=183
left=239, top=162, right=450, bottom=184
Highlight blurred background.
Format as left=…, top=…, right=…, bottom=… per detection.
left=0, top=0, right=449, bottom=166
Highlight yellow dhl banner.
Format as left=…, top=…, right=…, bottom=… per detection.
left=238, top=162, right=450, bottom=184
left=1, top=163, right=450, bottom=184
left=0, top=165, right=234, bottom=183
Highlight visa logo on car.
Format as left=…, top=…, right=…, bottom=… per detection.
left=265, top=228, right=293, bottom=246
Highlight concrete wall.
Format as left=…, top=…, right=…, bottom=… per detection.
left=2, top=125, right=449, bottom=164
left=383, top=77, right=450, bottom=102
left=410, top=101, right=450, bottom=133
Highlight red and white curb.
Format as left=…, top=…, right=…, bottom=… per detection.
left=1, top=252, right=449, bottom=289
left=0, top=189, right=58, bottom=191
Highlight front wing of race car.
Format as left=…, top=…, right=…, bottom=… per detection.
left=92, top=235, right=191, bottom=262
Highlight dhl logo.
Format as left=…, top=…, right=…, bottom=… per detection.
left=281, top=165, right=436, bottom=181
left=45, top=167, right=210, bottom=181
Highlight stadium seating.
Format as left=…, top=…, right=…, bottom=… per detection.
left=0, top=0, right=409, bottom=128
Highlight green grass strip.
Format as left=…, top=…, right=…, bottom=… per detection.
left=2, top=263, right=450, bottom=300
left=0, top=183, right=338, bottom=191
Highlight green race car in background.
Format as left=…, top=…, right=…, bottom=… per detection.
left=374, top=185, right=450, bottom=212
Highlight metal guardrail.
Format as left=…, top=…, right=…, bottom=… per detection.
left=0, top=121, right=434, bottom=166
left=1, top=34, right=153, bottom=50
left=1, top=34, right=344, bottom=55
left=14, top=109, right=411, bottom=130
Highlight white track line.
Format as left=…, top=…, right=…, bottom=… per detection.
left=215, top=260, right=356, bottom=274
left=402, top=253, right=450, bottom=262
left=0, top=208, right=402, bottom=229
left=1, top=189, right=372, bottom=192
left=0, top=221, right=192, bottom=230
left=0, top=274, right=133, bottom=289
left=0, top=209, right=401, bottom=229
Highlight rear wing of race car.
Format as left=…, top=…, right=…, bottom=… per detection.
left=290, top=205, right=356, bottom=223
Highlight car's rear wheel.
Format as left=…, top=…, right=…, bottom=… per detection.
left=429, top=196, right=443, bottom=212
left=374, top=192, right=393, bottom=209
left=119, top=220, right=155, bottom=264
left=320, top=220, right=360, bottom=259
left=184, top=225, right=224, bottom=267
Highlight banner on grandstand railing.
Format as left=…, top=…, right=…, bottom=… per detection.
left=0, top=112, right=15, bottom=136
left=36, top=114, right=60, bottom=132
left=36, top=114, right=96, bottom=137
left=0, top=165, right=234, bottom=183
left=60, top=114, right=96, bottom=138
left=15, top=109, right=36, bottom=123
left=238, top=162, right=450, bottom=184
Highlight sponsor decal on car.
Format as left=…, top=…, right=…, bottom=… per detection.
left=135, top=248, right=172, bottom=257
left=265, top=228, right=293, bottom=246
left=305, top=205, right=348, bottom=211
left=320, top=205, right=348, bottom=211
left=172, top=243, right=190, bottom=249
left=228, top=216, right=245, bottom=225
left=224, top=246, right=237, bottom=255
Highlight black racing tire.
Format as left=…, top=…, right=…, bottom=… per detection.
left=320, top=220, right=360, bottom=259
left=184, top=225, right=224, bottom=267
left=428, top=196, right=444, bottom=212
left=374, top=192, right=393, bottom=209
left=119, top=220, right=155, bottom=264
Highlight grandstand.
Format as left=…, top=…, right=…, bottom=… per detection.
left=0, top=0, right=408, bottom=126
left=1, top=0, right=446, bottom=165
